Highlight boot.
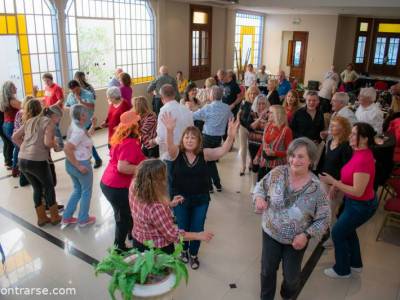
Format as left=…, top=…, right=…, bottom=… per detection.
left=35, top=205, right=50, bottom=227
left=48, top=203, right=62, bottom=225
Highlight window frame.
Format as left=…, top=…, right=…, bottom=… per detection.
left=352, top=18, right=372, bottom=73
left=189, top=4, right=212, bottom=81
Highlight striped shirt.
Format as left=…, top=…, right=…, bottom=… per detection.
left=139, top=112, right=157, bottom=149
left=253, top=165, right=330, bottom=244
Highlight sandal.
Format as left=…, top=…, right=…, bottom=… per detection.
left=180, top=250, right=189, bottom=264
left=190, top=255, right=200, bottom=270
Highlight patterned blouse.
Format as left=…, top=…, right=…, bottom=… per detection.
left=253, top=165, right=330, bottom=244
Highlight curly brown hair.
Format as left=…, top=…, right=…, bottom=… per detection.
left=132, top=159, right=168, bottom=203
left=330, top=115, right=351, bottom=144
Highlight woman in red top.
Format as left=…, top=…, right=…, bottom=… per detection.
left=100, top=111, right=145, bottom=252
left=101, top=87, right=130, bottom=146
left=254, top=105, right=293, bottom=181
left=0, top=81, right=21, bottom=173
left=282, top=89, right=302, bottom=124
left=320, top=122, right=377, bottom=278
left=130, top=159, right=214, bottom=254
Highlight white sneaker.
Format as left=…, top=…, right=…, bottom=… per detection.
left=351, top=267, right=362, bottom=273
left=324, top=268, right=350, bottom=279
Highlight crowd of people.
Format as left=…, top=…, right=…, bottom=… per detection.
left=0, top=62, right=400, bottom=300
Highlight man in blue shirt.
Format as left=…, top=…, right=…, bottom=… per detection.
left=107, top=68, right=123, bottom=88
left=277, top=70, right=292, bottom=99
left=193, top=86, right=233, bottom=192
left=66, top=80, right=102, bottom=168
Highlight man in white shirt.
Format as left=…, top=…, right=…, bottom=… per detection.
left=244, top=64, right=257, bottom=88
left=150, top=84, right=193, bottom=195
left=355, top=87, right=384, bottom=135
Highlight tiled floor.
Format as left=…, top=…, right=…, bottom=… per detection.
left=0, top=129, right=399, bottom=300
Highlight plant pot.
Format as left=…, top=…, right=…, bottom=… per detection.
left=132, top=273, right=176, bottom=300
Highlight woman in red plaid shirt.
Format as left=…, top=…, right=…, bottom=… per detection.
left=130, top=159, right=214, bottom=255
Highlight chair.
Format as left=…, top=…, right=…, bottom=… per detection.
left=376, top=196, right=400, bottom=241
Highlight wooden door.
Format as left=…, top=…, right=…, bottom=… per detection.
left=288, top=31, right=308, bottom=83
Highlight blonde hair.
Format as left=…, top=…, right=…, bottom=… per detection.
left=391, top=95, right=400, bottom=113
left=268, top=79, right=278, bottom=90
left=132, top=159, right=168, bottom=204
left=133, top=96, right=150, bottom=116
left=22, top=98, right=42, bottom=123
left=270, top=105, right=288, bottom=126
left=245, top=85, right=260, bottom=101
left=205, top=77, right=216, bottom=88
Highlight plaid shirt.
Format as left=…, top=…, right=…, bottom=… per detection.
left=130, top=196, right=183, bottom=248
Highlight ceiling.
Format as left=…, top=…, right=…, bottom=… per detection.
left=181, top=0, right=400, bottom=17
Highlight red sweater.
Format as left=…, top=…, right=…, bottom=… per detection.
left=106, top=101, right=131, bottom=141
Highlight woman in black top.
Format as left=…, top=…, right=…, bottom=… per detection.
left=319, top=115, right=352, bottom=224
left=266, top=79, right=280, bottom=105
left=162, top=112, right=239, bottom=269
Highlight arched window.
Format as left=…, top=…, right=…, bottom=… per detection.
left=0, top=0, right=61, bottom=98
left=65, top=0, right=156, bottom=88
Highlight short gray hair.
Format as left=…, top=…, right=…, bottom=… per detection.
left=287, top=137, right=318, bottom=169
left=160, top=84, right=175, bottom=98
left=359, top=87, right=376, bottom=102
left=209, top=86, right=223, bottom=101
left=70, top=104, right=87, bottom=125
left=305, top=90, right=319, bottom=99
left=106, top=86, right=121, bottom=99
left=332, top=92, right=349, bottom=105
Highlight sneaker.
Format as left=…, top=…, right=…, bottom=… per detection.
left=79, top=216, right=96, bottom=227
left=62, top=217, right=78, bottom=225
left=93, top=159, right=103, bottom=169
left=324, top=268, right=350, bottom=279
left=351, top=267, right=362, bottom=273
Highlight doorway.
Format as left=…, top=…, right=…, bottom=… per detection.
left=0, top=36, right=24, bottom=100
left=280, top=31, right=309, bottom=83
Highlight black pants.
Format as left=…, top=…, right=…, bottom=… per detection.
left=100, top=182, right=132, bottom=251
left=261, top=231, right=306, bottom=300
left=248, top=143, right=260, bottom=173
left=202, top=134, right=222, bottom=189
left=142, top=145, right=159, bottom=158
left=152, top=96, right=163, bottom=116
left=19, top=159, right=56, bottom=208
left=132, top=238, right=175, bottom=255
left=0, top=127, right=13, bottom=166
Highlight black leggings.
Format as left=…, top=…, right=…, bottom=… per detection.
left=19, top=159, right=56, bottom=208
left=100, top=182, right=132, bottom=251
left=132, top=238, right=175, bottom=255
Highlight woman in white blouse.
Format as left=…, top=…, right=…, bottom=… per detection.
left=62, top=104, right=96, bottom=227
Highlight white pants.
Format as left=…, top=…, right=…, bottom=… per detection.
left=239, top=125, right=249, bottom=171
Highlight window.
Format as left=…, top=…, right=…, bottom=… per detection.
left=387, top=38, right=400, bottom=65
left=373, top=37, right=386, bottom=64
left=353, top=19, right=371, bottom=66
left=65, top=0, right=155, bottom=88
left=190, top=5, right=212, bottom=81
left=0, top=0, right=61, bottom=96
left=355, top=36, right=367, bottom=63
left=234, top=12, right=264, bottom=70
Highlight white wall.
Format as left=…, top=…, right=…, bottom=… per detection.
left=262, top=14, right=338, bottom=84
left=280, top=31, right=293, bottom=75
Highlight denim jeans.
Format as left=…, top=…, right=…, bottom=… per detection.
left=100, top=182, right=131, bottom=251
left=54, top=124, right=64, bottom=149
left=3, top=122, right=15, bottom=167
left=332, top=196, right=377, bottom=275
left=63, top=160, right=93, bottom=223
left=202, top=134, right=222, bottom=189
left=261, top=231, right=306, bottom=300
left=173, top=201, right=209, bottom=256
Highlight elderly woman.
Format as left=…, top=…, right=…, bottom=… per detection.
left=355, top=87, right=384, bottom=135
left=266, top=79, right=280, bottom=105
left=62, top=104, right=96, bottom=227
left=254, top=105, right=293, bottom=181
left=119, top=72, right=133, bottom=109
left=101, top=110, right=146, bottom=251
left=12, top=101, right=63, bottom=226
left=197, top=77, right=216, bottom=106
left=253, top=137, right=330, bottom=300
left=133, top=96, right=158, bottom=158
left=101, top=87, right=131, bottom=144
left=0, top=81, right=21, bottom=174
left=282, top=90, right=302, bottom=124
left=320, top=123, right=378, bottom=278
left=238, top=85, right=260, bottom=175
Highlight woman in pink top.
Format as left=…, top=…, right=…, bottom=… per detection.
left=320, top=122, right=377, bottom=278
left=100, top=110, right=145, bottom=252
left=119, top=72, right=133, bottom=109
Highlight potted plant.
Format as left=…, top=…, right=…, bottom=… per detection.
left=95, top=240, right=188, bottom=300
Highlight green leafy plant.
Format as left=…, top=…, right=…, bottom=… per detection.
left=95, top=240, right=188, bottom=300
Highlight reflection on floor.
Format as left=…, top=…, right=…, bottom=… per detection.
left=0, top=129, right=399, bottom=300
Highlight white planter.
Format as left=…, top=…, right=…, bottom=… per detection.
left=132, top=273, right=176, bottom=300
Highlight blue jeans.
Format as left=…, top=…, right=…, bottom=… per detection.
left=332, top=196, right=377, bottom=275
left=3, top=122, right=16, bottom=168
left=55, top=124, right=64, bottom=149
left=64, top=160, right=93, bottom=223
left=173, top=201, right=209, bottom=255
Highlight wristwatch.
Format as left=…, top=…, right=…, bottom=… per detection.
left=303, top=231, right=312, bottom=240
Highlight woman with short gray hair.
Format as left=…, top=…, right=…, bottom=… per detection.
left=253, top=137, right=330, bottom=300
left=355, top=87, right=383, bottom=134
left=62, top=104, right=96, bottom=227
left=101, top=86, right=131, bottom=144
